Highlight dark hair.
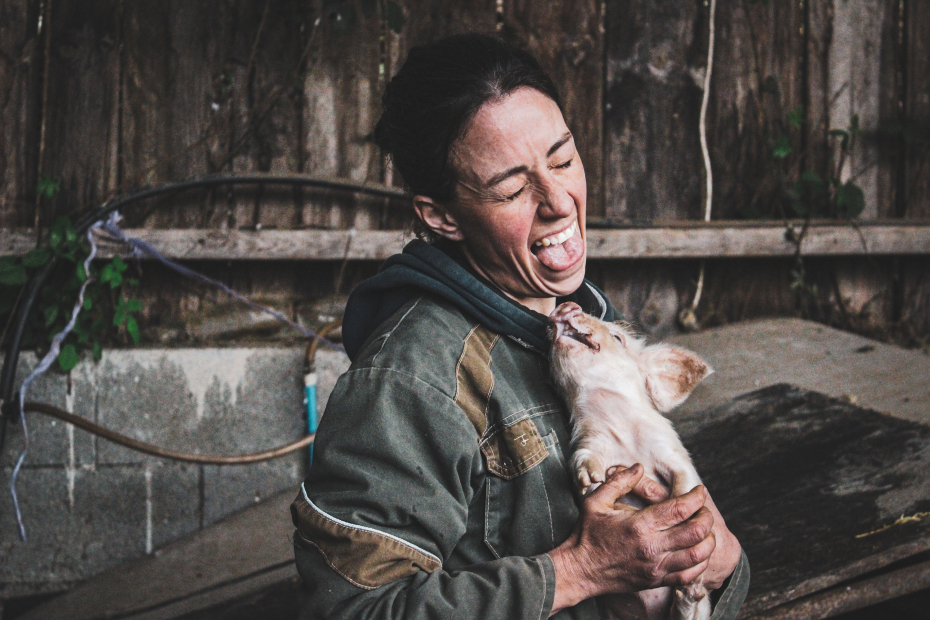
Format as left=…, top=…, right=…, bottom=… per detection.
left=374, top=34, right=562, bottom=208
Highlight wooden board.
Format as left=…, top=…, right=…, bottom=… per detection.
left=38, top=0, right=121, bottom=224
left=676, top=384, right=930, bottom=617
left=904, top=0, right=930, bottom=219
left=0, top=0, right=42, bottom=228
left=6, top=223, right=930, bottom=260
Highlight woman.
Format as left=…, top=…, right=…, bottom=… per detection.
left=292, top=34, right=748, bottom=619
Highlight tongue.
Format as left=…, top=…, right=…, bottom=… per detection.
left=535, top=232, right=583, bottom=271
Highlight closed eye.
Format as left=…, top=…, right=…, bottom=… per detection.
left=612, top=333, right=625, bottom=346
left=504, top=185, right=526, bottom=201
left=553, top=158, right=573, bottom=170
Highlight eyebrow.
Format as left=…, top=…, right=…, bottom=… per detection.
left=483, top=132, right=574, bottom=188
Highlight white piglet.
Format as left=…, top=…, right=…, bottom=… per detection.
left=548, top=302, right=713, bottom=620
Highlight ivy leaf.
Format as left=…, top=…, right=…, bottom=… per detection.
left=836, top=181, right=865, bottom=218
left=83, top=296, right=92, bottom=310
left=76, top=261, right=89, bottom=283
left=92, top=339, right=103, bottom=361
left=58, top=343, right=80, bottom=372
left=43, top=304, right=58, bottom=327
left=49, top=218, right=68, bottom=253
left=125, top=298, right=143, bottom=313
left=787, top=106, right=804, bottom=128
left=0, top=259, right=28, bottom=286
left=111, top=256, right=128, bottom=273
left=37, top=174, right=61, bottom=200
left=126, top=315, right=140, bottom=345
left=849, top=114, right=862, bottom=136
left=386, top=1, right=405, bottom=33
left=127, top=277, right=140, bottom=287
left=771, top=135, right=791, bottom=159
left=22, top=248, right=51, bottom=268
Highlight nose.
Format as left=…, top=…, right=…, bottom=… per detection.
left=535, top=172, right=575, bottom=219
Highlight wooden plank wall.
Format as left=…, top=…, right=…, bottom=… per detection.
left=0, top=0, right=928, bottom=346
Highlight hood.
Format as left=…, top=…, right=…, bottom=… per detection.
left=342, top=239, right=615, bottom=361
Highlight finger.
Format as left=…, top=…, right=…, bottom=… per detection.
left=632, top=475, right=670, bottom=504
left=646, top=485, right=708, bottom=530
left=660, top=531, right=716, bottom=575
left=663, top=557, right=711, bottom=588
left=588, top=463, right=644, bottom=509
left=605, top=465, right=670, bottom=504
left=660, top=506, right=715, bottom=552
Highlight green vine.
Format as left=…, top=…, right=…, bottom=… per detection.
left=0, top=180, right=143, bottom=372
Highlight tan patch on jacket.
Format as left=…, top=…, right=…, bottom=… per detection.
left=291, top=492, right=441, bottom=590
left=454, top=325, right=549, bottom=479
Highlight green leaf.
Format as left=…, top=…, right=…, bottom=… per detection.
left=126, top=315, right=140, bottom=345
left=836, top=181, right=865, bottom=218
left=76, top=261, right=88, bottom=282
left=849, top=114, right=862, bottom=136
left=22, top=248, right=51, bottom=268
left=787, top=106, right=804, bottom=128
left=49, top=218, right=68, bottom=252
left=128, top=277, right=140, bottom=287
left=83, top=296, right=92, bottom=310
left=111, top=256, right=128, bottom=273
left=43, top=304, right=58, bottom=327
left=58, top=343, right=80, bottom=372
left=113, top=307, right=126, bottom=326
left=771, top=135, right=792, bottom=159
left=125, top=298, right=143, bottom=313
left=37, top=173, right=61, bottom=200
left=0, top=259, right=28, bottom=286
left=386, top=0, right=405, bottom=33
left=92, top=339, right=102, bottom=361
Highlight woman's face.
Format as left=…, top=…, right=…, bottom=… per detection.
left=416, top=87, right=587, bottom=315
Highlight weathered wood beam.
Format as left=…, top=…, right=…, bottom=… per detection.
left=3, top=223, right=930, bottom=260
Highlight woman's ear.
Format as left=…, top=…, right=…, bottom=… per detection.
left=413, top=195, right=465, bottom=241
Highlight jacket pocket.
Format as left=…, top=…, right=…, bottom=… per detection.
left=484, top=423, right=579, bottom=558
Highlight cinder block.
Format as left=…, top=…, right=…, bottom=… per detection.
left=1, top=353, right=94, bottom=468
left=201, top=454, right=304, bottom=526
left=0, top=466, right=146, bottom=584
left=95, top=353, right=201, bottom=465
left=147, top=462, right=201, bottom=550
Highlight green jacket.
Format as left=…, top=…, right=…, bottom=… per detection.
left=291, top=292, right=749, bottom=618
left=292, top=241, right=748, bottom=619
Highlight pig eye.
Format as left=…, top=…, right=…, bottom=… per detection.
left=612, top=333, right=625, bottom=346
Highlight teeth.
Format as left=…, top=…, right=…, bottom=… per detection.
left=534, top=221, right=578, bottom=249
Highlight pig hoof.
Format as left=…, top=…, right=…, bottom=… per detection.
left=575, top=455, right=605, bottom=491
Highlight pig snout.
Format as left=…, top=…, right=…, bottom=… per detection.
left=549, top=303, right=600, bottom=351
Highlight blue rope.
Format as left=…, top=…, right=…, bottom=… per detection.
left=10, top=212, right=343, bottom=541
left=12, top=222, right=102, bottom=541
left=99, top=213, right=343, bottom=351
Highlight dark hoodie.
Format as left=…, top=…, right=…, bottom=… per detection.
left=342, top=238, right=616, bottom=361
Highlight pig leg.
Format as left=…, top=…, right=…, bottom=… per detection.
left=571, top=447, right=605, bottom=493
left=662, top=463, right=710, bottom=620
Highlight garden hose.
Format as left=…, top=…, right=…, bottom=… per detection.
left=0, top=173, right=402, bottom=458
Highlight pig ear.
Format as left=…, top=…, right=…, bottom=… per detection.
left=640, top=345, right=712, bottom=412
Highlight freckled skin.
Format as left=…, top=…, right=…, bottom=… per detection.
left=414, top=87, right=588, bottom=316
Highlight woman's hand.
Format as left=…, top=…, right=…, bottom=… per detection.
left=547, top=464, right=716, bottom=613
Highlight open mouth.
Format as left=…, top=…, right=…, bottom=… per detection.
left=530, top=220, right=584, bottom=272
left=549, top=303, right=600, bottom=351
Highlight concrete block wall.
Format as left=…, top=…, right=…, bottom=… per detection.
left=0, top=347, right=350, bottom=599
